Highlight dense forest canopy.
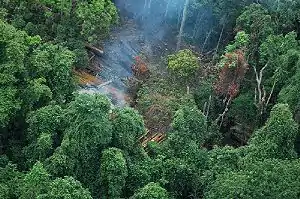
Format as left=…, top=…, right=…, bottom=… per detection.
left=1, top=0, right=300, bottom=198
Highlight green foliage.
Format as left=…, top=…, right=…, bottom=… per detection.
left=125, top=159, right=152, bottom=197
left=193, top=80, right=220, bottom=121
left=218, top=31, right=249, bottom=70
left=46, top=94, right=112, bottom=195
left=205, top=122, right=223, bottom=147
left=225, top=31, right=250, bottom=53
left=171, top=106, right=207, bottom=145
left=24, top=133, right=53, bottom=167
left=236, top=4, right=274, bottom=51
left=38, top=177, right=93, bottom=199
left=1, top=0, right=118, bottom=68
left=206, top=146, right=243, bottom=176
left=228, top=93, right=257, bottom=126
left=0, top=19, right=31, bottom=126
left=44, top=137, right=77, bottom=177
left=0, top=183, right=9, bottom=199
left=19, top=162, right=92, bottom=199
left=112, top=107, right=146, bottom=153
left=131, top=182, right=169, bottom=199
left=167, top=49, right=199, bottom=78
left=259, top=32, right=298, bottom=86
left=136, top=75, right=194, bottom=135
left=0, top=8, right=7, bottom=20
left=260, top=32, right=298, bottom=64
left=246, top=104, right=298, bottom=161
left=278, top=68, right=300, bottom=114
left=65, top=94, right=112, bottom=147
left=163, top=157, right=203, bottom=198
left=0, top=162, right=23, bottom=198
left=75, top=0, right=118, bottom=41
left=23, top=105, right=64, bottom=167
left=146, top=141, right=163, bottom=158
left=2, top=1, right=300, bottom=199
left=0, top=88, right=21, bottom=127
left=100, top=147, right=128, bottom=199
left=29, top=43, right=75, bottom=103
left=26, top=105, right=64, bottom=141
left=20, top=162, right=51, bottom=199
left=261, top=0, right=300, bottom=32
left=0, top=19, right=75, bottom=132
left=205, top=0, right=253, bottom=29
left=205, top=159, right=300, bottom=199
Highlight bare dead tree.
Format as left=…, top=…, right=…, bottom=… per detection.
left=205, top=95, right=212, bottom=118
left=192, top=12, right=205, bottom=39
left=253, top=63, right=276, bottom=114
left=266, top=80, right=276, bottom=106
left=201, top=29, right=213, bottom=53
left=176, top=0, right=190, bottom=51
left=215, top=22, right=225, bottom=55
left=148, top=0, right=152, bottom=9
left=89, top=54, right=95, bottom=61
left=164, top=0, right=172, bottom=19
left=216, top=96, right=232, bottom=127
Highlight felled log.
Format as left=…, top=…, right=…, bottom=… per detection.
left=85, top=44, right=104, bottom=56
left=97, top=80, right=113, bottom=89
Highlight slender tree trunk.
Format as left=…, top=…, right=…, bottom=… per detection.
left=192, top=12, right=204, bottom=39
left=177, top=8, right=182, bottom=29
left=176, top=0, right=190, bottom=51
left=215, top=22, right=225, bottom=54
left=85, top=44, right=104, bottom=56
left=253, top=63, right=275, bottom=115
left=164, top=0, right=171, bottom=19
left=148, top=0, right=152, bottom=9
left=202, top=29, right=212, bottom=52
left=217, top=96, right=232, bottom=127
left=142, top=0, right=148, bottom=21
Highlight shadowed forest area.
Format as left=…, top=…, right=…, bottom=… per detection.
left=1, top=0, right=300, bottom=198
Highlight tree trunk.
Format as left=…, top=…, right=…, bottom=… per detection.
left=176, top=0, right=190, bottom=51
left=85, top=44, right=104, bottom=56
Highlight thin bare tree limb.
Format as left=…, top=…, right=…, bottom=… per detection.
left=253, top=62, right=270, bottom=114
left=266, top=80, right=276, bottom=107
left=206, top=95, right=212, bottom=118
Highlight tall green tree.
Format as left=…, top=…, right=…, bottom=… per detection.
left=1, top=0, right=118, bottom=67
left=29, top=43, right=75, bottom=103
left=100, top=147, right=128, bottom=199
left=169, top=105, right=208, bottom=150
left=245, top=104, right=298, bottom=161
left=205, top=159, right=300, bottom=199
left=23, top=105, right=64, bottom=167
left=38, top=177, right=93, bottom=199
left=131, top=182, right=169, bottom=199
left=112, top=107, right=146, bottom=154
left=20, top=162, right=51, bottom=199
left=0, top=19, right=39, bottom=127
left=0, top=161, right=23, bottom=198
left=236, top=4, right=274, bottom=55
left=278, top=67, right=300, bottom=116
left=167, top=49, right=199, bottom=79
left=46, top=94, right=112, bottom=194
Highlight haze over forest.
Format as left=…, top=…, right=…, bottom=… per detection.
left=1, top=0, right=300, bottom=198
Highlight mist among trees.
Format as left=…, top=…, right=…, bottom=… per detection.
left=1, top=0, right=300, bottom=198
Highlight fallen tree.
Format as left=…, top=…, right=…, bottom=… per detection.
left=85, top=44, right=104, bottom=56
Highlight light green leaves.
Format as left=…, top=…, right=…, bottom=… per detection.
left=131, top=182, right=169, bottom=199
left=168, top=49, right=199, bottom=78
